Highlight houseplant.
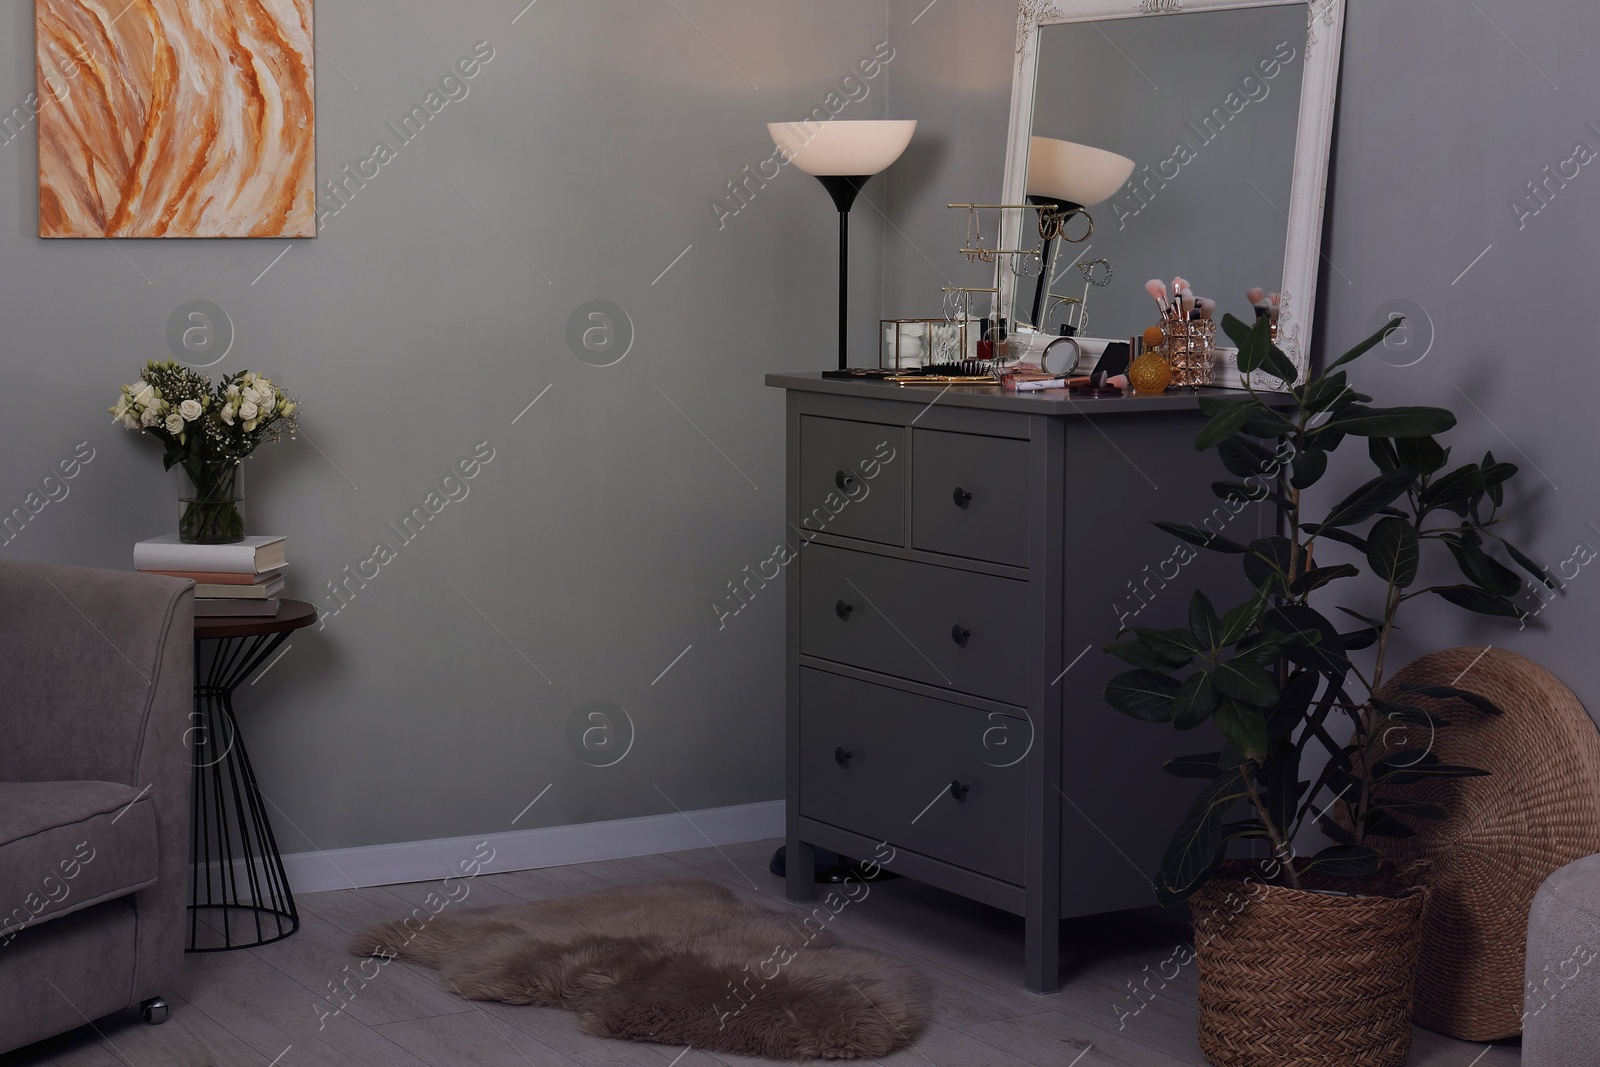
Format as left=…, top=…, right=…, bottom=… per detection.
left=1102, top=313, right=1544, bottom=1067
left=111, top=360, right=299, bottom=543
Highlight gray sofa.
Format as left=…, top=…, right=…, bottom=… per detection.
left=0, top=560, right=193, bottom=1055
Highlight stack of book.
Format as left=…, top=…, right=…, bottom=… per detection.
left=135, top=534, right=288, bottom=617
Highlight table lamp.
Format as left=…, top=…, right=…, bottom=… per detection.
left=1025, top=136, right=1134, bottom=332
left=769, top=120, right=916, bottom=374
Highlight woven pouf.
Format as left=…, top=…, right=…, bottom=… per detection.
left=1189, top=861, right=1429, bottom=1067
left=1367, top=648, right=1600, bottom=1040
left=1523, top=854, right=1600, bottom=1065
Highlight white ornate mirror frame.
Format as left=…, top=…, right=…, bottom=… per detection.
left=996, top=0, right=1346, bottom=390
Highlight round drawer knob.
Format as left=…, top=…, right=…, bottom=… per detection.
left=951, top=625, right=971, bottom=647
left=950, top=779, right=969, bottom=801
left=835, top=600, right=854, bottom=620
left=835, top=470, right=857, bottom=492
left=952, top=487, right=973, bottom=509
left=835, top=747, right=854, bottom=768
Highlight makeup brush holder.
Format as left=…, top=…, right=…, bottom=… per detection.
left=1162, top=319, right=1216, bottom=388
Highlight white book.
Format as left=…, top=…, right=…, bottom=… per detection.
left=134, top=534, right=287, bottom=575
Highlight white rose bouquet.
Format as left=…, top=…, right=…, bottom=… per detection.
left=110, top=359, right=300, bottom=543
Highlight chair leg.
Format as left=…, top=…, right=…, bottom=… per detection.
left=140, top=997, right=170, bottom=1025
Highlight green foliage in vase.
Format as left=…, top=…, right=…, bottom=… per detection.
left=1103, top=314, right=1546, bottom=903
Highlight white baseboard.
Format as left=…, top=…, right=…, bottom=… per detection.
left=277, top=800, right=784, bottom=895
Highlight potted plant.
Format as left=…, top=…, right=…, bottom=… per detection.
left=111, top=360, right=299, bottom=543
left=1102, top=314, right=1544, bottom=1067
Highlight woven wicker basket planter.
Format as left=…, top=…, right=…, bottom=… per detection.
left=1189, top=861, right=1430, bottom=1067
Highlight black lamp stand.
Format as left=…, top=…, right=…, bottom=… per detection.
left=816, top=174, right=873, bottom=376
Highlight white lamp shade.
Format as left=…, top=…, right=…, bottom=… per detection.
left=1026, top=136, right=1135, bottom=207
left=768, top=120, right=917, bottom=177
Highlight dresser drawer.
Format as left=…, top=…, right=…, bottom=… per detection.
left=911, top=430, right=1029, bottom=566
left=799, top=543, right=1028, bottom=704
left=797, top=417, right=904, bottom=546
left=799, top=669, right=1024, bottom=884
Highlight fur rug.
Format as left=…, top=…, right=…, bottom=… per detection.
left=350, top=878, right=930, bottom=1060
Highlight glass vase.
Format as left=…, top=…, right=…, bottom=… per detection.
left=179, top=461, right=245, bottom=544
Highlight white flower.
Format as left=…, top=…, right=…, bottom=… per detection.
left=179, top=399, right=203, bottom=421
left=238, top=400, right=259, bottom=420
left=140, top=407, right=161, bottom=428
left=242, top=418, right=258, bottom=432
left=220, top=404, right=236, bottom=426
left=258, top=393, right=275, bottom=415
left=226, top=383, right=240, bottom=397
left=130, top=381, right=155, bottom=405
left=121, top=413, right=139, bottom=430
left=164, top=413, right=184, bottom=434
left=279, top=401, right=297, bottom=417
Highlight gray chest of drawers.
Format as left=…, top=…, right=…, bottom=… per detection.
left=768, top=373, right=1269, bottom=993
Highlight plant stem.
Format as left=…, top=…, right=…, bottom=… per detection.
left=1239, top=763, right=1301, bottom=890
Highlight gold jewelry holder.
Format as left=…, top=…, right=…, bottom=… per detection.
left=1161, top=319, right=1217, bottom=388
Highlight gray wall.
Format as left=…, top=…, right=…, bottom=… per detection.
left=4, top=0, right=1595, bottom=859
left=0, top=0, right=904, bottom=851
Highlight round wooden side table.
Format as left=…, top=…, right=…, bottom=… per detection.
left=188, top=599, right=316, bottom=952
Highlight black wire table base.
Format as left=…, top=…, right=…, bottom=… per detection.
left=188, top=629, right=300, bottom=952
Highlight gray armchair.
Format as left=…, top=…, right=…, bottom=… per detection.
left=0, top=560, right=193, bottom=1055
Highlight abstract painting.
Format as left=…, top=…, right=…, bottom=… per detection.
left=37, top=0, right=316, bottom=238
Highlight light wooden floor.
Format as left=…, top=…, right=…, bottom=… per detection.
left=2, top=839, right=1521, bottom=1067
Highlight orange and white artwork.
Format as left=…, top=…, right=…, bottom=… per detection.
left=36, top=0, right=316, bottom=238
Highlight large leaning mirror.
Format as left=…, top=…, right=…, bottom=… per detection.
left=996, top=0, right=1346, bottom=390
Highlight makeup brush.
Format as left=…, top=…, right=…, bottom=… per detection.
left=1247, top=287, right=1265, bottom=305
left=1145, top=279, right=1169, bottom=315
left=1199, top=298, right=1216, bottom=321
left=1180, top=288, right=1197, bottom=319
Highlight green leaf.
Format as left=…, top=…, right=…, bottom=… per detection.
left=1430, top=584, right=1524, bottom=619
left=1219, top=582, right=1272, bottom=646
left=1212, top=696, right=1270, bottom=761
left=1324, top=405, right=1457, bottom=438
left=1395, top=436, right=1448, bottom=476
left=1213, top=659, right=1279, bottom=705
left=1336, top=605, right=1391, bottom=630
left=1289, top=563, right=1360, bottom=597
left=1290, top=449, right=1329, bottom=490
left=1362, top=808, right=1419, bottom=838
left=1173, top=672, right=1219, bottom=730
left=1338, top=627, right=1379, bottom=651
left=1444, top=536, right=1523, bottom=598
left=1189, top=591, right=1223, bottom=652
left=1106, top=639, right=1191, bottom=672
left=1196, top=401, right=1259, bottom=452
left=1303, top=844, right=1381, bottom=877
left=1499, top=539, right=1556, bottom=589
left=1366, top=516, right=1420, bottom=588
left=1266, top=669, right=1320, bottom=744
left=1164, top=752, right=1223, bottom=779
left=1127, top=627, right=1202, bottom=663
left=1155, top=767, right=1247, bottom=904
left=1300, top=370, right=1352, bottom=415
left=1265, top=604, right=1349, bottom=678
left=1368, top=437, right=1401, bottom=473
left=1326, top=316, right=1404, bottom=372
left=1372, top=697, right=1450, bottom=729
left=1244, top=537, right=1295, bottom=596
left=1396, top=682, right=1505, bottom=716
left=1420, top=465, right=1484, bottom=512
left=1219, top=435, right=1282, bottom=479
left=1316, top=468, right=1419, bottom=529
left=1311, top=526, right=1370, bottom=553
left=1371, top=795, right=1449, bottom=821
left=1153, top=521, right=1249, bottom=554
left=1105, top=670, right=1183, bottom=722
left=1374, top=750, right=1491, bottom=785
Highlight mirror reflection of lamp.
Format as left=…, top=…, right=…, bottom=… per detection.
left=1024, top=136, right=1135, bottom=333
left=768, top=120, right=916, bottom=374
